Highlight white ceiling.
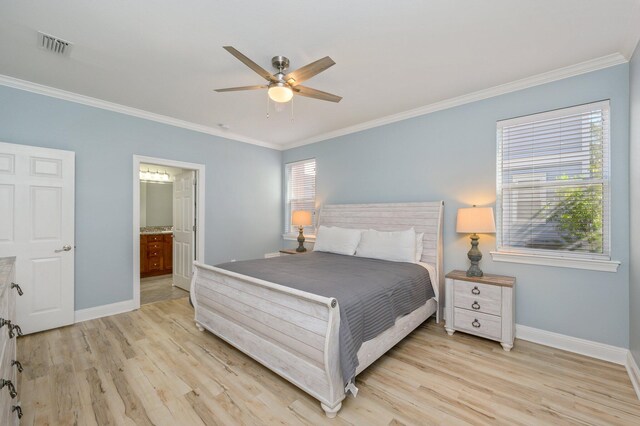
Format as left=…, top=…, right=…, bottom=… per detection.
left=1, top=1, right=639, bottom=149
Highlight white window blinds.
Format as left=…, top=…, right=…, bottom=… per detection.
left=285, top=158, right=316, bottom=234
left=496, top=100, right=610, bottom=259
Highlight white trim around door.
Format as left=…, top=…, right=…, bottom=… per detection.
left=133, top=155, right=205, bottom=309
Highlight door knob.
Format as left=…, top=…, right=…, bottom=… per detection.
left=55, top=244, right=72, bottom=253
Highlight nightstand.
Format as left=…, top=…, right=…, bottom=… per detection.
left=279, top=249, right=306, bottom=255
left=444, top=270, right=515, bottom=351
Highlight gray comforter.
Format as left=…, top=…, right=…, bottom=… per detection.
left=216, top=251, right=434, bottom=385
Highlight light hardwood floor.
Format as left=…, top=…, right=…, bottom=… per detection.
left=16, top=297, right=640, bottom=425
left=141, top=275, right=189, bottom=305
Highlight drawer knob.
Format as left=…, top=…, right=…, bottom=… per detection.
left=11, top=282, right=24, bottom=296
left=472, top=319, right=481, bottom=328
left=472, top=301, right=481, bottom=310
left=471, top=286, right=480, bottom=295
left=12, top=360, right=23, bottom=373
left=1, top=379, right=17, bottom=398
left=12, top=405, right=23, bottom=419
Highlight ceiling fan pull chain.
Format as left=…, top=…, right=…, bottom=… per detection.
left=266, top=92, right=270, bottom=119
left=290, top=96, right=294, bottom=123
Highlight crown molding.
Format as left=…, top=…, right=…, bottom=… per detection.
left=284, top=53, right=628, bottom=150
left=0, top=74, right=281, bottom=150
left=0, top=52, right=629, bottom=152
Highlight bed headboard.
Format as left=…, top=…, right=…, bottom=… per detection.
left=318, top=201, right=445, bottom=321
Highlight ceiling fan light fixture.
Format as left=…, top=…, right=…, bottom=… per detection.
left=268, top=83, right=293, bottom=103
left=216, top=47, right=341, bottom=103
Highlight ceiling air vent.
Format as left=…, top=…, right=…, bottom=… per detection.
left=37, top=31, right=73, bottom=56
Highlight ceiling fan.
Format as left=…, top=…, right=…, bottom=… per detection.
left=215, top=46, right=342, bottom=104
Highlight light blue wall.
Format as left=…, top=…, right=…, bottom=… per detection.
left=0, top=85, right=282, bottom=310
left=284, top=64, right=630, bottom=347
left=630, top=45, right=640, bottom=362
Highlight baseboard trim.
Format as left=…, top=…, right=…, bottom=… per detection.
left=74, top=299, right=136, bottom=323
left=627, top=352, right=640, bottom=400
left=515, top=324, right=628, bottom=365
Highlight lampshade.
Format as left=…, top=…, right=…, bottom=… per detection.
left=292, top=210, right=312, bottom=227
left=456, top=207, right=496, bottom=234
left=268, top=83, right=293, bottom=103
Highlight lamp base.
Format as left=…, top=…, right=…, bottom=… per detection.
left=296, top=227, right=307, bottom=252
left=466, top=233, right=483, bottom=277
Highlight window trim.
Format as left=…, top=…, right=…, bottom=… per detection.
left=284, top=158, right=317, bottom=236
left=490, top=250, right=620, bottom=272
left=494, top=100, right=619, bottom=271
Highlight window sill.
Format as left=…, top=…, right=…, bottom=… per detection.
left=490, top=251, right=621, bottom=272
left=282, top=233, right=316, bottom=242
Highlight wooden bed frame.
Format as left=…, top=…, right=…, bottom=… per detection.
left=191, top=201, right=444, bottom=417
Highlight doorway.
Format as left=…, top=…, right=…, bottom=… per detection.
left=132, top=156, right=205, bottom=308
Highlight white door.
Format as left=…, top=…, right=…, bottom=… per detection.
left=173, top=171, right=195, bottom=291
left=0, top=141, right=75, bottom=334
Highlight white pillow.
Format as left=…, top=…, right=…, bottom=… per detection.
left=415, top=232, right=424, bottom=263
left=355, top=228, right=417, bottom=263
left=313, top=226, right=363, bottom=255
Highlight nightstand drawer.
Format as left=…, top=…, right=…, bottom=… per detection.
left=454, top=293, right=501, bottom=316
left=454, top=308, right=502, bottom=340
left=453, top=280, right=501, bottom=302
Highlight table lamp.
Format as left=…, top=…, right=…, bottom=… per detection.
left=292, top=210, right=312, bottom=252
left=456, top=206, right=496, bottom=277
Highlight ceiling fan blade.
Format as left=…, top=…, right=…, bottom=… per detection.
left=223, top=46, right=275, bottom=82
left=215, top=85, right=267, bottom=92
left=284, top=56, right=335, bottom=86
left=292, top=85, right=342, bottom=103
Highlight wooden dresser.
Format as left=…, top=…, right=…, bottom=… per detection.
left=444, top=270, right=516, bottom=351
left=140, top=233, right=173, bottom=278
left=1, top=257, right=23, bottom=424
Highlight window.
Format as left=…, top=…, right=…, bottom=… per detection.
left=284, top=158, right=316, bottom=234
left=496, top=101, right=611, bottom=263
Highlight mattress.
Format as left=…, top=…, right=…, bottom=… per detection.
left=216, top=251, right=435, bottom=384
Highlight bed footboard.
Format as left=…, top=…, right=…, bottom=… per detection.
left=191, top=262, right=345, bottom=417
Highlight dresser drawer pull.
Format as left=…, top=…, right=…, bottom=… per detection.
left=9, top=324, right=23, bottom=338
left=472, top=319, right=481, bottom=328
left=12, top=405, right=23, bottom=419
left=471, top=286, right=480, bottom=295
left=472, top=301, right=481, bottom=310
left=1, top=379, right=17, bottom=398
left=12, top=360, right=23, bottom=373
left=11, top=282, right=24, bottom=296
